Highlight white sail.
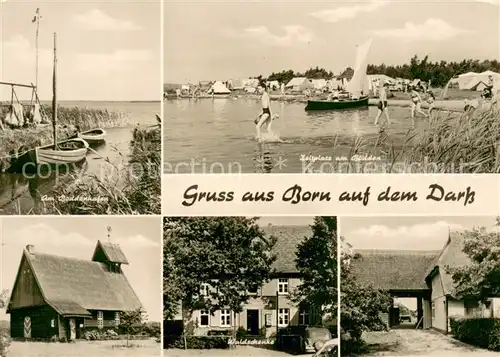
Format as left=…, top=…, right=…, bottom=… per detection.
left=346, top=38, right=372, bottom=97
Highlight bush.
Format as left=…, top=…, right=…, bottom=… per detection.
left=450, top=317, right=500, bottom=351
left=207, top=330, right=231, bottom=336
left=166, top=335, right=230, bottom=349
left=236, top=327, right=248, bottom=339
left=0, top=334, right=11, bottom=357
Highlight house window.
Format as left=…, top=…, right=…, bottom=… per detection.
left=200, top=283, right=209, bottom=296
left=220, top=309, right=231, bottom=327
left=278, top=308, right=289, bottom=327
left=278, top=279, right=289, bottom=294
left=97, top=311, right=103, bottom=329
left=115, top=312, right=120, bottom=326
left=200, top=310, right=209, bottom=327
left=299, top=309, right=310, bottom=325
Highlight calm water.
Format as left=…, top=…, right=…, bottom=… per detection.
left=164, top=98, right=430, bottom=174
left=0, top=101, right=160, bottom=214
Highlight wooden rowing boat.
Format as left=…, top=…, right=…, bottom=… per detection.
left=73, top=128, right=106, bottom=144
left=305, top=96, right=369, bottom=110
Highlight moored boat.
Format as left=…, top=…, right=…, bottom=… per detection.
left=305, top=96, right=369, bottom=110
left=306, top=39, right=372, bottom=111
left=74, top=128, right=106, bottom=144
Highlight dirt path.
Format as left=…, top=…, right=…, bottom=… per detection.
left=361, top=329, right=498, bottom=356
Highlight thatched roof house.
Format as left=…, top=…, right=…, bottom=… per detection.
left=7, top=241, right=142, bottom=341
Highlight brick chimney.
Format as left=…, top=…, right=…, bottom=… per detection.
left=26, top=245, right=35, bottom=254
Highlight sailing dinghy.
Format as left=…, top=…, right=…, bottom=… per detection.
left=11, top=33, right=89, bottom=172
left=306, top=39, right=372, bottom=111
left=72, top=128, right=107, bottom=145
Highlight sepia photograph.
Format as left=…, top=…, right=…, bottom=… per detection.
left=0, top=216, right=162, bottom=357
left=0, top=0, right=161, bottom=215
left=339, top=216, right=500, bottom=357
left=164, top=0, right=499, bottom=174
left=163, top=216, right=338, bottom=357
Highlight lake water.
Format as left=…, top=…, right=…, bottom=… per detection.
left=0, top=101, right=160, bottom=214
left=164, top=98, right=431, bottom=174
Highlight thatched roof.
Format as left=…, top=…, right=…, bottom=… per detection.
left=350, top=249, right=440, bottom=291
left=11, top=242, right=143, bottom=316
left=92, top=241, right=129, bottom=264
left=424, top=232, right=471, bottom=296
left=262, top=225, right=313, bottom=273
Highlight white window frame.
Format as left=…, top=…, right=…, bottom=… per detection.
left=299, top=309, right=309, bottom=325
left=97, top=311, right=104, bottom=329
left=278, top=308, right=290, bottom=327
left=114, top=312, right=120, bottom=326
left=220, top=309, right=231, bottom=327
left=200, top=283, right=209, bottom=296
left=199, top=310, right=210, bottom=327
left=278, top=278, right=289, bottom=295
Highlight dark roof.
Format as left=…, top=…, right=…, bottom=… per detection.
left=424, top=232, right=471, bottom=296
left=350, top=249, right=440, bottom=291
left=164, top=83, right=182, bottom=91
left=262, top=225, right=312, bottom=273
left=94, top=241, right=129, bottom=264
left=21, top=247, right=142, bottom=316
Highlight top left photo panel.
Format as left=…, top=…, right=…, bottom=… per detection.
left=0, top=0, right=161, bottom=215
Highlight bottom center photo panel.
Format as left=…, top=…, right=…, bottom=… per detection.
left=163, top=216, right=339, bottom=357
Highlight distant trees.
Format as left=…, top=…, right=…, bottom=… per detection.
left=263, top=56, right=500, bottom=87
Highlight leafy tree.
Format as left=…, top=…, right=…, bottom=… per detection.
left=293, top=217, right=337, bottom=322
left=448, top=226, right=500, bottom=303
left=340, top=238, right=392, bottom=353
left=0, top=290, right=8, bottom=309
left=163, top=217, right=277, bottom=332
left=0, top=290, right=10, bottom=357
left=120, top=308, right=144, bottom=347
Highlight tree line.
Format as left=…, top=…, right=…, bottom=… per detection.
left=262, top=56, right=500, bottom=87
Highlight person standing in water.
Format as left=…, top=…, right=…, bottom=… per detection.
left=255, top=81, right=272, bottom=139
left=373, top=81, right=390, bottom=125
left=410, top=86, right=428, bottom=126
left=426, top=89, right=435, bottom=118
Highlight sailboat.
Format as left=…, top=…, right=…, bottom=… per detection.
left=12, top=33, right=89, bottom=172
left=305, top=39, right=372, bottom=111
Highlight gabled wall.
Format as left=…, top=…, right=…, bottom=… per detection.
left=9, top=255, right=44, bottom=310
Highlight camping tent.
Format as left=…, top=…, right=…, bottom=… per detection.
left=311, top=79, right=327, bottom=90
left=285, top=77, right=313, bottom=92
left=457, top=71, right=500, bottom=90
left=229, top=79, right=245, bottom=90
left=211, top=81, right=231, bottom=94
left=267, top=80, right=280, bottom=90
left=464, top=78, right=488, bottom=91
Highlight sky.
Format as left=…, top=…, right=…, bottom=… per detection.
left=164, top=0, right=500, bottom=83
left=341, top=216, right=499, bottom=250
left=0, top=216, right=162, bottom=322
left=0, top=0, right=161, bottom=101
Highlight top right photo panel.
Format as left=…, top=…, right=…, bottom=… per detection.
left=164, top=0, right=499, bottom=174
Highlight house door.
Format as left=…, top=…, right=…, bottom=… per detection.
left=23, top=316, right=31, bottom=338
left=246, top=310, right=259, bottom=336
left=69, top=319, right=76, bottom=340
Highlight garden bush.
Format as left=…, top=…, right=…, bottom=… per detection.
left=167, top=335, right=230, bottom=349
left=450, top=317, right=500, bottom=351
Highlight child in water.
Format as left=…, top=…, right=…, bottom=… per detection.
left=410, top=86, right=428, bottom=126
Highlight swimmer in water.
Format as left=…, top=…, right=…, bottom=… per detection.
left=373, top=81, right=390, bottom=125
left=255, top=81, right=273, bottom=140
left=410, top=86, right=428, bottom=126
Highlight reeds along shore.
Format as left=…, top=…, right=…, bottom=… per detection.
left=336, top=105, right=500, bottom=173
left=0, top=104, right=130, bottom=172
left=42, top=121, right=161, bottom=215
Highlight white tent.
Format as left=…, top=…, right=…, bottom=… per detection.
left=464, top=78, right=488, bottom=91
left=267, top=80, right=280, bottom=90
left=211, top=81, right=231, bottom=94
left=457, top=71, right=500, bottom=90
left=310, top=79, right=327, bottom=90
left=457, top=72, right=479, bottom=89
left=285, top=77, right=313, bottom=92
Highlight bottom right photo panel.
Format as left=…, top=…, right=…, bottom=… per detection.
left=340, top=216, right=500, bottom=357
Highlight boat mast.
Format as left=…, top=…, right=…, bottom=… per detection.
left=52, top=32, right=57, bottom=149
left=34, top=8, right=41, bottom=91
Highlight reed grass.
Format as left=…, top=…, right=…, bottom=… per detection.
left=330, top=105, right=500, bottom=173
left=42, top=122, right=161, bottom=215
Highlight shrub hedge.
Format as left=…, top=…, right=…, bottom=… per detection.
left=166, top=335, right=230, bottom=349
left=450, top=317, right=500, bottom=351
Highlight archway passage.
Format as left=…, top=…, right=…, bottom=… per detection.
left=349, top=249, right=440, bottom=330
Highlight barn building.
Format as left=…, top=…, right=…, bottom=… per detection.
left=6, top=241, right=142, bottom=341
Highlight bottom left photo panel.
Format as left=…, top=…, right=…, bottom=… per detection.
left=0, top=216, right=162, bottom=357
